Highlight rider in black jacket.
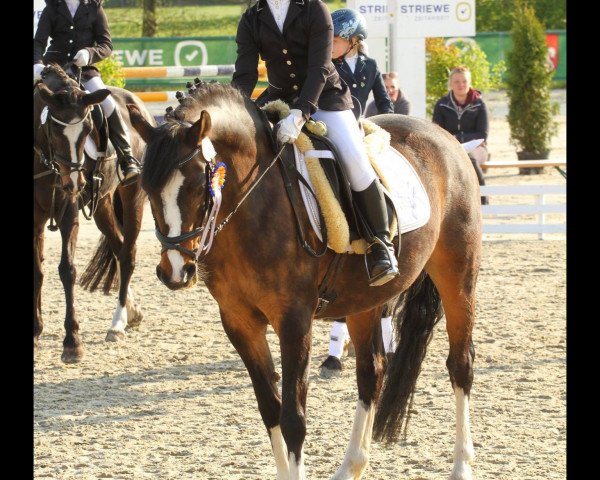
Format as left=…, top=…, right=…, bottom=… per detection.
left=34, top=0, right=140, bottom=181
left=232, top=0, right=399, bottom=286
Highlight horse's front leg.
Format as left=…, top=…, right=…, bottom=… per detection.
left=219, top=307, right=288, bottom=479
left=277, top=302, right=314, bottom=480
left=331, top=308, right=385, bottom=480
left=34, top=211, right=47, bottom=357
left=58, top=199, right=84, bottom=363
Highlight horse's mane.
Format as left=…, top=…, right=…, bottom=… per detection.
left=142, top=81, right=259, bottom=196
left=34, top=63, right=83, bottom=108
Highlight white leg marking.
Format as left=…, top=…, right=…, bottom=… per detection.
left=449, top=386, right=474, bottom=480
left=110, top=298, right=128, bottom=332
left=160, top=172, right=186, bottom=282
left=332, top=401, right=374, bottom=480
left=288, top=450, right=305, bottom=480
left=270, top=426, right=290, bottom=480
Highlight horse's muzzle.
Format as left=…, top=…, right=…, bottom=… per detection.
left=156, top=263, right=197, bottom=290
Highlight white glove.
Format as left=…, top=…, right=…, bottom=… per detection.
left=73, top=49, right=91, bottom=67
left=277, top=109, right=306, bottom=144
left=33, top=63, right=45, bottom=82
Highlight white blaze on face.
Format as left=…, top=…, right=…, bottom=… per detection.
left=269, top=426, right=289, bottom=479
left=161, top=171, right=186, bottom=282
left=63, top=122, right=86, bottom=193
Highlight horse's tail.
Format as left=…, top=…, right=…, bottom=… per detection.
left=79, top=193, right=123, bottom=294
left=373, top=271, right=444, bottom=443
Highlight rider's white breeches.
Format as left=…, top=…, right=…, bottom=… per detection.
left=83, top=76, right=116, bottom=117
left=311, top=109, right=376, bottom=192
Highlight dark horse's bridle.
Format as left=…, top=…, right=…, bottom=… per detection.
left=34, top=107, right=92, bottom=231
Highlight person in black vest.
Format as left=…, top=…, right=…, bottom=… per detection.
left=366, top=71, right=411, bottom=116
left=432, top=66, right=489, bottom=204
left=232, top=0, right=399, bottom=286
left=330, top=8, right=393, bottom=119
left=34, top=0, right=140, bottom=182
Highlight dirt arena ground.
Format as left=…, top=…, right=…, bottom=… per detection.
left=34, top=91, right=566, bottom=479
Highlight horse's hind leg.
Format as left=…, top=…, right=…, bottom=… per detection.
left=332, top=308, right=385, bottom=480
left=428, top=241, right=480, bottom=480
left=219, top=307, right=288, bottom=479
left=113, top=186, right=144, bottom=335
left=58, top=200, right=84, bottom=363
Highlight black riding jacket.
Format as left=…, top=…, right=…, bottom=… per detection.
left=33, top=0, right=112, bottom=71
left=232, top=0, right=353, bottom=120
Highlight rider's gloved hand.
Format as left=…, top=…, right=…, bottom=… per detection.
left=73, top=49, right=91, bottom=67
left=276, top=109, right=306, bottom=144
left=33, top=63, right=45, bottom=82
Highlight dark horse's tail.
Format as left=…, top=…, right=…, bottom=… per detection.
left=79, top=193, right=123, bottom=294
left=373, top=271, right=444, bottom=443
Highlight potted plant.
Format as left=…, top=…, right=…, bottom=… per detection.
left=506, top=0, right=559, bottom=174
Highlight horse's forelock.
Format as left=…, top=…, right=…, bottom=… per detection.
left=141, top=121, right=189, bottom=197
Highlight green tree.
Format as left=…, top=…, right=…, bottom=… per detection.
left=97, top=54, right=126, bottom=88
left=476, top=0, right=566, bottom=31
left=142, top=0, right=157, bottom=37
left=426, top=38, right=505, bottom=116
left=506, top=0, right=558, bottom=155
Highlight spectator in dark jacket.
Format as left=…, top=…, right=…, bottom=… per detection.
left=432, top=66, right=489, bottom=203
left=366, top=71, right=410, bottom=117
left=331, top=9, right=393, bottom=119
left=34, top=0, right=140, bottom=181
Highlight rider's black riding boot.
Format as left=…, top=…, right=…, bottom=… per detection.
left=107, top=107, right=140, bottom=182
left=354, top=179, right=399, bottom=287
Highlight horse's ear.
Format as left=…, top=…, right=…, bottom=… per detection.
left=127, top=103, right=156, bottom=143
left=187, top=110, right=212, bottom=147
left=37, top=84, right=59, bottom=108
left=81, top=89, right=111, bottom=107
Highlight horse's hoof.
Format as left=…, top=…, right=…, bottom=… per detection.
left=61, top=346, right=84, bottom=364
left=126, top=311, right=143, bottom=330
left=449, top=463, right=473, bottom=480
left=105, top=329, right=125, bottom=342
left=319, top=356, right=343, bottom=379
left=272, top=371, right=281, bottom=383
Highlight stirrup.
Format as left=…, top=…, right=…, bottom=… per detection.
left=363, top=237, right=399, bottom=287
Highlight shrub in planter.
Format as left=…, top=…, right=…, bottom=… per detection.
left=506, top=0, right=559, bottom=174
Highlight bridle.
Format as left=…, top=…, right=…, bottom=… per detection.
left=34, top=104, right=92, bottom=231
left=34, top=106, right=92, bottom=179
left=155, top=141, right=286, bottom=261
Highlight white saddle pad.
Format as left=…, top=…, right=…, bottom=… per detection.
left=293, top=145, right=431, bottom=252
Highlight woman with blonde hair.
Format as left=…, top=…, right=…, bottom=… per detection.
left=432, top=66, right=489, bottom=204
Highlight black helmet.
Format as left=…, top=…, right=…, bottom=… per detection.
left=331, top=8, right=368, bottom=41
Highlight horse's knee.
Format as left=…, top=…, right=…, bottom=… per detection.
left=446, top=351, right=474, bottom=392
left=58, top=261, right=76, bottom=284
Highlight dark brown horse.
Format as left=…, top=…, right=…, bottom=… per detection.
left=34, top=65, right=155, bottom=363
left=128, top=81, right=481, bottom=480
